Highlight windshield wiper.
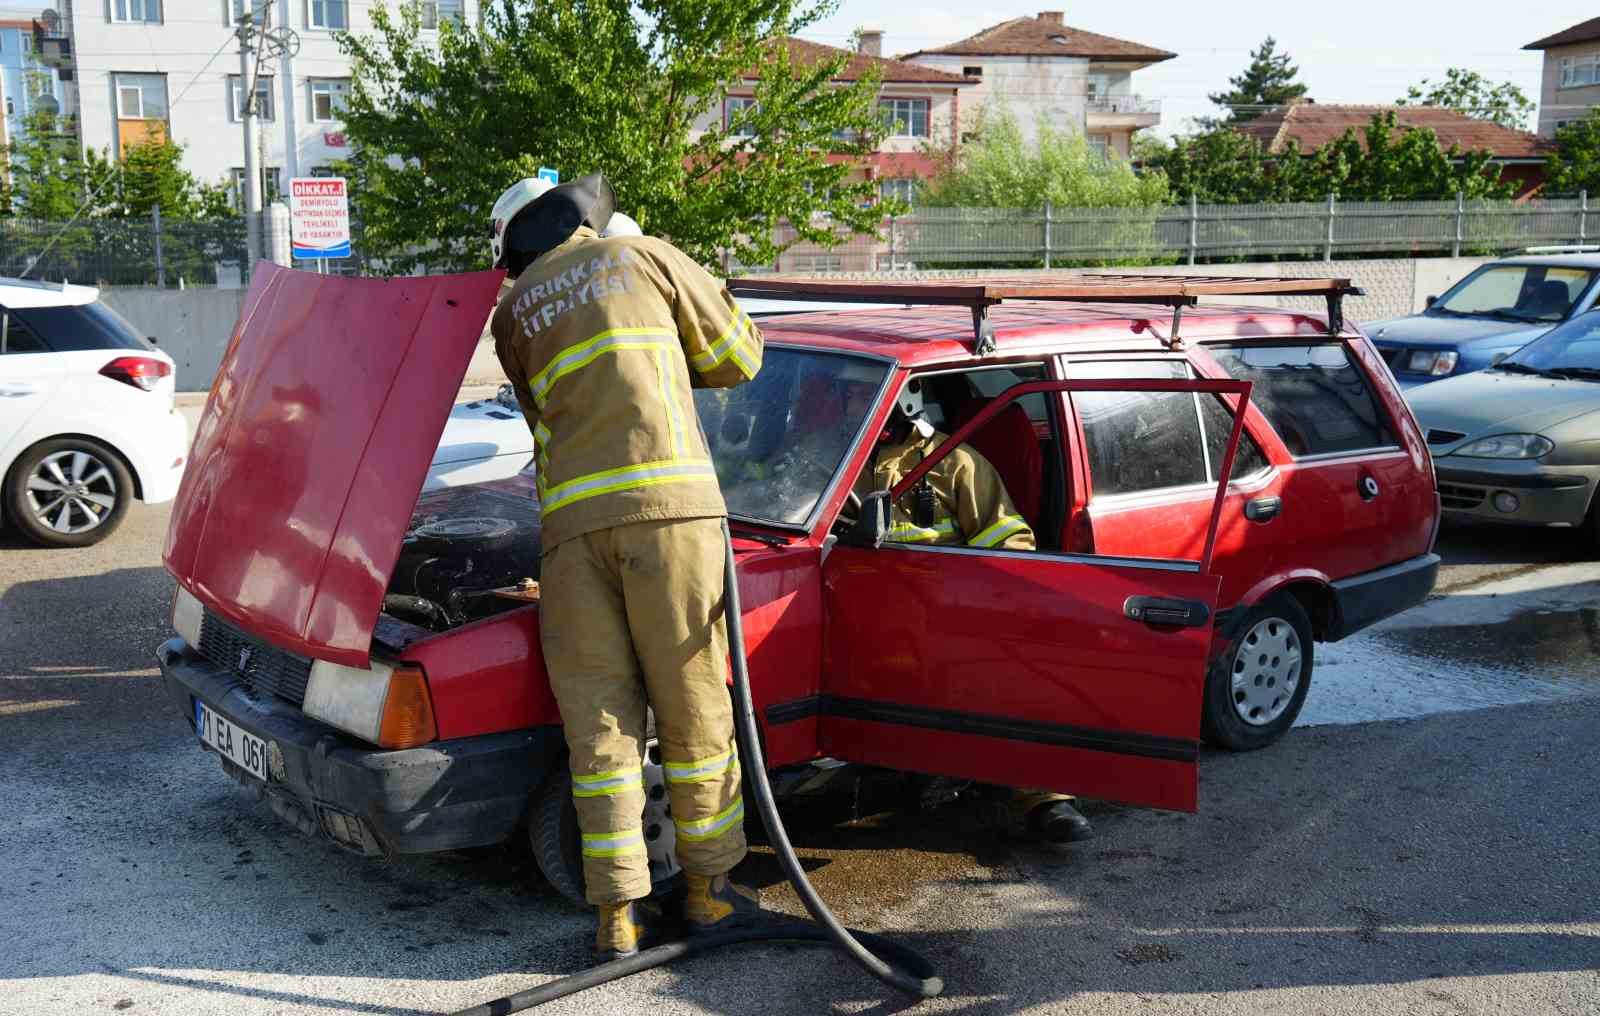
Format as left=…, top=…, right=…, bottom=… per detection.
left=1427, top=306, right=1470, bottom=318
left=1546, top=365, right=1600, bottom=381
left=1495, top=361, right=1560, bottom=378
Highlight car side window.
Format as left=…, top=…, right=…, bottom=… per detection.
left=1207, top=343, right=1396, bottom=458
left=1069, top=359, right=1208, bottom=497
left=1198, top=395, right=1270, bottom=481
left=0, top=309, right=50, bottom=354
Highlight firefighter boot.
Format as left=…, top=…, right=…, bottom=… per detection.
left=683, top=873, right=762, bottom=933
left=594, top=900, right=654, bottom=961
left=1028, top=799, right=1095, bottom=843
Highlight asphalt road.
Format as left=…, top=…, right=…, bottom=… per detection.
left=2, top=506, right=1597, bottom=1016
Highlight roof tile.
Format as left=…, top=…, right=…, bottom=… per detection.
left=902, top=13, right=1174, bottom=62
left=763, top=37, right=974, bottom=85
left=1231, top=104, right=1554, bottom=159
left=1525, top=16, right=1600, bottom=50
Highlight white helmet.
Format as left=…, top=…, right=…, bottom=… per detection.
left=490, top=177, right=554, bottom=268
left=895, top=377, right=935, bottom=438
left=601, top=209, right=643, bottom=236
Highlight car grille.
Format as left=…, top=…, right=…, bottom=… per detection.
left=1426, top=429, right=1466, bottom=446
left=1437, top=483, right=1486, bottom=510
left=197, top=611, right=313, bottom=707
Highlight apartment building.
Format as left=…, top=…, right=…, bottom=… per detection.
left=0, top=10, right=65, bottom=152
left=1525, top=16, right=1600, bottom=139
left=902, top=10, right=1173, bottom=158
left=34, top=0, right=476, bottom=202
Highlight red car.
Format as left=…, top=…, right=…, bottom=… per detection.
left=157, top=268, right=1438, bottom=901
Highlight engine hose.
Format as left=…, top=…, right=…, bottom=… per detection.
left=447, top=520, right=942, bottom=1016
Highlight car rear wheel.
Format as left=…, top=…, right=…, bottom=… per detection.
left=1202, top=594, right=1314, bottom=751
left=528, top=736, right=683, bottom=908
left=5, top=438, right=133, bottom=548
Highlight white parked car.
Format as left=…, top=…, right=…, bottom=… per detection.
left=1, top=277, right=188, bottom=547
left=425, top=298, right=884, bottom=489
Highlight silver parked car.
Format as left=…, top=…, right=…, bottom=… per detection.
left=1408, top=309, right=1600, bottom=546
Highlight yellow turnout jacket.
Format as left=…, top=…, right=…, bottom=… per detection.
left=854, top=431, right=1035, bottom=551
left=491, top=227, right=763, bottom=550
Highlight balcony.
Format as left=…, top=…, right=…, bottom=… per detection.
left=1086, top=95, right=1160, bottom=129
left=31, top=19, right=73, bottom=70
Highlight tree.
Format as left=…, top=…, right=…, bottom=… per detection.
left=1546, top=110, right=1600, bottom=195
left=337, top=0, right=890, bottom=274
left=1208, top=37, right=1308, bottom=125
left=1398, top=68, right=1533, bottom=131
left=1136, top=129, right=1277, bottom=203
left=0, top=111, right=116, bottom=219
left=920, top=108, right=1169, bottom=208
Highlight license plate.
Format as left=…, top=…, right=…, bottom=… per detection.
left=195, top=699, right=268, bottom=782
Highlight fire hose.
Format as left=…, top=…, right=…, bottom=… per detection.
left=448, top=519, right=942, bottom=1015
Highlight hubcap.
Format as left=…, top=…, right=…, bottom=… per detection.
left=1230, top=617, right=1301, bottom=726
left=641, top=740, right=682, bottom=886
left=24, top=450, right=118, bottom=535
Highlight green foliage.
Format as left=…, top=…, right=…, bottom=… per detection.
left=1207, top=37, right=1307, bottom=125
left=1142, top=111, right=1515, bottom=203
left=1398, top=68, right=1533, bottom=131
left=337, top=0, right=889, bottom=273
left=919, top=107, right=1169, bottom=208
left=1548, top=110, right=1600, bottom=196
left=1, top=111, right=231, bottom=221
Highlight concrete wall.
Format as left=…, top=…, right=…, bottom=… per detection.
left=911, top=52, right=1088, bottom=144
left=99, top=287, right=246, bottom=391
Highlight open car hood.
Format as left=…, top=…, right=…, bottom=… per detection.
left=163, top=264, right=507, bottom=668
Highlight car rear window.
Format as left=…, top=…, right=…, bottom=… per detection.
left=1208, top=343, right=1396, bottom=458
left=0, top=309, right=50, bottom=354
left=1069, top=359, right=1268, bottom=497
left=8, top=302, right=154, bottom=352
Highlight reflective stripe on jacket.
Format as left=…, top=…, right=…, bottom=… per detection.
left=492, top=227, right=763, bottom=549
left=854, top=431, right=1035, bottom=551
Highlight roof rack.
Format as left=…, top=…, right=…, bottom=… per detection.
left=726, top=273, right=1364, bottom=353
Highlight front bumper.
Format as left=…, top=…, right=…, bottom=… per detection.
left=1327, top=552, right=1440, bottom=640
left=157, top=638, right=562, bottom=855
left=1433, top=458, right=1597, bottom=526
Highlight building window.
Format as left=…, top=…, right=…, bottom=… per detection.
left=229, top=0, right=270, bottom=25
left=1086, top=73, right=1110, bottom=101
left=418, top=0, right=463, bottom=28
left=878, top=98, right=928, bottom=138
left=309, top=165, right=339, bottom=178
left=231, top=166, right=283, bottom=207
left=1559, top=53, right=1599, bottom=88
left=309, top=78, right=350, bottom=122
left=1088, top=133, right=1110, bottom=160
left=229, top=75, right=274, bottom=121
left=115, top=72, right=168, bottom=120
left=879, top=177, right=918, bottom=205
left=962, top=65, right=982, bottom=78
left=4, top=97, right=13, bottom=116
left=725, top=96, right=758, bottom=137
left=310, top=0, right=348, bottom=30
left=111, top=0, right=161, bottom=23
left=789, top=254, right=843, bottom=272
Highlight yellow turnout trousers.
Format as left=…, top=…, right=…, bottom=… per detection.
left=539, top=516, right=747, bottom=904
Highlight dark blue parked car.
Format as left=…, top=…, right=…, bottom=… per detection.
left=1368, top=254, right=1600, bottom=387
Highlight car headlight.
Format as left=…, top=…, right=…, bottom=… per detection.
left=1456, top=433, right=1554, bottom=459
left=1407, top=350, right=1459, bottom=376
left=302, top=657, right=437, bottom=749
left=172, top=586, right=204, bottom=647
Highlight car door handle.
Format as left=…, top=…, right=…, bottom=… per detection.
left=1244, top=496, right=1282, bottom=522
left=0, top=383, right=39, bottom=398
left=1124, top=596, right=1212, bottom=628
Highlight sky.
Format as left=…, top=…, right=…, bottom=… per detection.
left=801, top=0, right=1599, bottom=136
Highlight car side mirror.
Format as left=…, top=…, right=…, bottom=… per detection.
left=1491, top=351, right=1509, bottom=366
left=839, top=490, right=889, bottom=548
left=1425, top=295, right=1438, bottom=309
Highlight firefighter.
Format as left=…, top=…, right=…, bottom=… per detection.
left=853, top=379, right=1095, bottom=843
left=489, top=173, right=766, bottom=959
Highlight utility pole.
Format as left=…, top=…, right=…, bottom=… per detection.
left=237, top=4, right=265, bottom=268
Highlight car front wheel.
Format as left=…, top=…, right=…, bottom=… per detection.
left=1201, top=594, right=1314, bottom=751
left=5, top=438, right=133, bottom=548
left=528, top=737, right=683, bottom=908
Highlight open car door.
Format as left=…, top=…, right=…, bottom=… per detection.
left=813, top=378, right=1253, bottom=813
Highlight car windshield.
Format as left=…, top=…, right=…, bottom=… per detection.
left=694, top=348, right=889, bottom=526
left=1432, top=264, right=1596, bottom=323
left=1499, top=310, right=1600, bottom=379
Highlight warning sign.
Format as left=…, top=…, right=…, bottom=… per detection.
left=289, top=177, right=351, bottom=260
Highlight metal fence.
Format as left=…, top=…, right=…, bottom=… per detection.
left=753, top=193, right=1600, bottom=273
left=0, top=210, right=371, bottom=287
